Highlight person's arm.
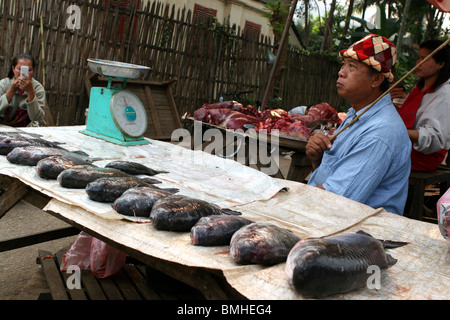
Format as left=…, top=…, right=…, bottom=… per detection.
left=0, top=78, right=16, bottom=116
left=305, top=133, right=333, bottom=170
left=413, top=86, right=449, bottom=154
left=22, top=78, right=45, bottom=122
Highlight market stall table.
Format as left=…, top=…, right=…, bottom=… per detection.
left=0, top=125, right=448, bottom=300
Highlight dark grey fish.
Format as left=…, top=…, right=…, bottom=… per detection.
left=36, top=155, right=96, bottom=180
left=230, top=222, right=301, bottom=266
left=58, top=165, right=131, bottom=188
left=0, top=136, right=63, bottom=155
left=6, top=146, right=89, bottom=166
left=150, top=195, right=242, bottom=232
left=190, top=215, right=253, bottom=246
left=105, top=160, right=168, bottom=176
left=86, top=176, right=173, bottom=203
left=112, top=186, right=176, bottom=217
left=285, top=231, right=408, bottom=298
left=0, top=131, right=44, bottom=141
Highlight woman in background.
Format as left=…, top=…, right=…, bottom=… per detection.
left=397, top=39, right=450, bottom=171
left=0, top=53, right=45, bottom=127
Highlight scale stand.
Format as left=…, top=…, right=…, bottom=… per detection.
left=81, top=59, right=151, bottom=146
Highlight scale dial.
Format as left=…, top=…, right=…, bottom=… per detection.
left=110, top=90, right=147, bottom=138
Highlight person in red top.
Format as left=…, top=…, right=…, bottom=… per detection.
left=395, top=40, right=450, bottom=171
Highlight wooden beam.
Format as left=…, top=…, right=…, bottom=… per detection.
left=0, top=175, right=29, bottom=219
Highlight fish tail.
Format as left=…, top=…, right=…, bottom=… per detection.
left=379, top=239, right=408, bottom=249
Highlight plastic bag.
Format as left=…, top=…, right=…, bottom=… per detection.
left=437, top=188, right=450, bottom=242
left=60, top=231, right=127, bottom=278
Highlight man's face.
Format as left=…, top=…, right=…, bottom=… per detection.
left=336, top=58, right=375, bottom=106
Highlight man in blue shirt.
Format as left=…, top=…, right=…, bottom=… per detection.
left=306, top=34, right=411, bottom=215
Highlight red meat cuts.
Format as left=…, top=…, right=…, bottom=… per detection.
left=200, top=101, right=260, bottom=118
left=257, top=118, right=311, bottom=141
left=289, top=102, right=341, bottom=125
left=193, top=101, right=341, bottom=141
left=194, top=107, right=261, bottom=130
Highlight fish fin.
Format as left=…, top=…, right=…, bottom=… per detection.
left=141, top=177, right=162, bottom=184
left=356, top=230, right=408, bottom=249
left=386, top=254, right=398, bottom=267
left=71, top=150, right=90, bottom=157
left=356, top=230, right=372, bottom=237
left=159, top=187, right=179, bottom=194
left=221, top=208, right=242, bottom=216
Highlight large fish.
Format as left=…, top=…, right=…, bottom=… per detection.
left=105, top=160, right=168, bottom=176
left=37, top=155, right=96, bottom=180
left=6, top=146, right=89, bottom=166
left=57, top=165, right=131, bottom=188
left=230, top=222, right=301, bottom=266
left=85, top=176, right=172, bottom=203
left=284, top=231, right=408, bottom=298
left=190, top=215, right=254, bottom=246
left=0, top=136, right=63, bottom=155
left=150, top=194, right=242, bottom=232
left=112, top=186, right=176, bottom=217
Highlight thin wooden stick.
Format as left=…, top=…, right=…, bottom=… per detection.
left=330, top=37, right=450, bottom=142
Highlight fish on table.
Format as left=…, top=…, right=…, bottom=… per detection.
left=112, top=186, right=176, bottom=218
left=0, top=136, right=63, bottom=155
left=105, top=160, right=168, bottom=176
left=6, top=146, right=90, bottom=166
left=85, top=176, right=174, bottom=203
left=57, top=165, right=131, bottom=188
left=190, top=215, right=254, bottom=246
left=230, top=222, right=301, bottom=266
left=284, top=230, right=408, bottom=298
left=150, top=194, right=242, bottom=232
left=37, top=155, right=96, bottom=180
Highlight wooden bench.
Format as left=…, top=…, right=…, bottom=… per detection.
left=407, top=164, right=450, bottom=221
left=36, top=249, right=205, bottom=300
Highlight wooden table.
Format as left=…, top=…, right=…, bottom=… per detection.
left=182, top=117, right=312, bottom=182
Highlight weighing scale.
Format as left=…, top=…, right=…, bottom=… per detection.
left=81, top=59, right=151, bottom=146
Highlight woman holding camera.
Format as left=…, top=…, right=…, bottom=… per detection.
left=0, top=53, right=45, bottom=127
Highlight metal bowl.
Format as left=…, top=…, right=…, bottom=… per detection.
left=87, top=59, right=151, bottom=79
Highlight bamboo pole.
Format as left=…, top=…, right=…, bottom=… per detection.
left=330, top=37, right=450, bottom=143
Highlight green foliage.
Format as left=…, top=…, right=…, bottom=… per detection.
left=261, top=0, right=291, bottom=36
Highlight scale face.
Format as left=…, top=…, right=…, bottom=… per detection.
left=110, top=90, right=147, bottom=138
left=81, top=59, right=151, bottom=146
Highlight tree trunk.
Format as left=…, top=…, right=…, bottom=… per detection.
left=321, top=0, right=336, bottom=53
left=340, top=0, right=354, bottom=46
left=396, top=0, right=412, bottom=55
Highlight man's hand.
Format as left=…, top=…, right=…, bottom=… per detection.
left=306, top=133, right=333, bottom=170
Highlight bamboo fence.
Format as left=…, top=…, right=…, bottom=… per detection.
left=0, top=0, right=344, bottom=126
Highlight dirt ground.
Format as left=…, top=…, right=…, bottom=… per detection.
left=0, top=200, right=78, bottom=300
